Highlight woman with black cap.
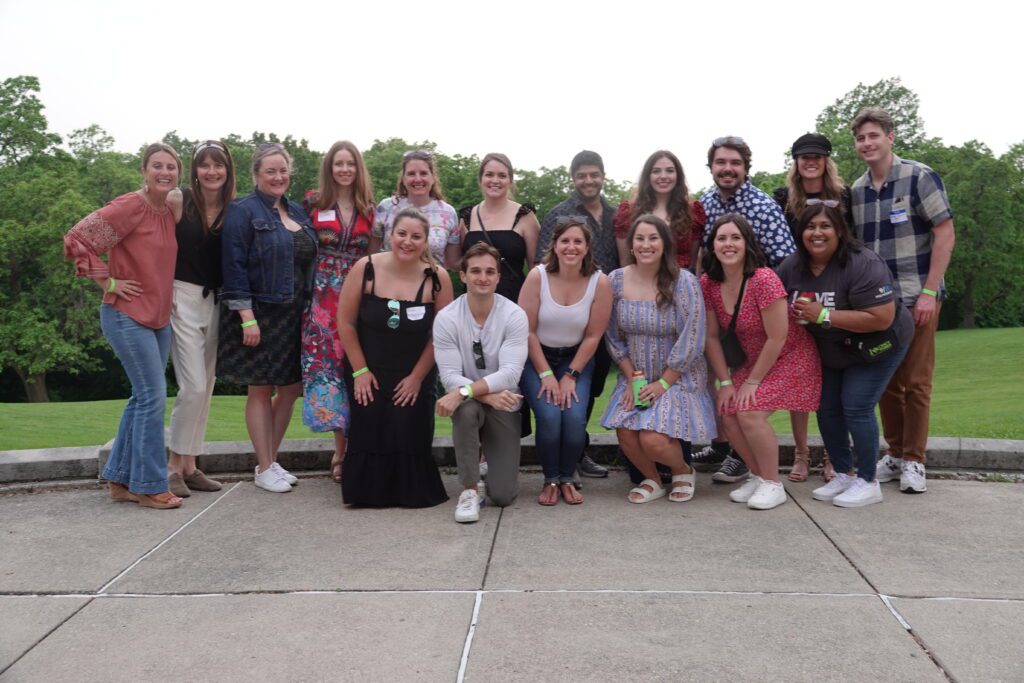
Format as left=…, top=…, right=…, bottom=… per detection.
left=773, top=133, right=852, bottom=483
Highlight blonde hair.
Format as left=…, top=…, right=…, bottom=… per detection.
left=251, top=143, right=293, bottom=184
left=785, top=156, right=845, bottom=219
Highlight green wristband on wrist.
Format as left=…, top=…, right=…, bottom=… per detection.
left=538, top=370, right=554, bottom=379
left=352, top=367, right=369, bottom=378
left=816, top=308, right=828, bottom=324
left=463, top=384, right=474, bottom=399
left=658, top=378, right=671, bottom=391
left=107, top=277, right=116, bottom=293
left=240, top=320, right=258, bottom=329
left=720, top=379, right=733, bottom=387
left=921, top=288, right=937, bottom=297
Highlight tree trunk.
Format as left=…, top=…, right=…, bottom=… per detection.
left=14, top=368, right=50, bottom=402
left=961, top=276, right=976, bottom=329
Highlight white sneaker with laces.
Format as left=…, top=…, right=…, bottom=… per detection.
left=833, top=478, right=883, bottom=508
left=254, top=465, right=292, bottom=493
left=900, top=461, right=927, bottom=493
left=875, top=454, right=903, bottom=483
left=747, top=480, right=787, bottom=510
left=729, top=476, right=763, bottom=503
left=271, top=462, right=298, bottom=485
left=812, top=472, right=854, bottom=502
left=454, top=489, right=480, bottom=523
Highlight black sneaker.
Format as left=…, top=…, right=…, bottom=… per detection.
left=692, top=444, right=729, bottom=472
left=712, top=454, right=749, bottom=483
left=578, top=454, right=609, bottom=478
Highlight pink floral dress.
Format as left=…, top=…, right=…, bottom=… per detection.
left=700, top=268, right=821, bottom=415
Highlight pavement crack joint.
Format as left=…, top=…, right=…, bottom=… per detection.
left=456, top=590, right=483, bottom=683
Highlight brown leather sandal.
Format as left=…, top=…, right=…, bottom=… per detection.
left=789, top=448, right=810, bottom=482
left=821, top=450, right=835, bottom=482
left=559, top=482, right=583, bottom=505
left=108, top=482, right=138, bottom=503
left=135, top=492, right=183, bottom=510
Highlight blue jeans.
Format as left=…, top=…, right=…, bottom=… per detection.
left=100, top=305, right=172, bottom=494
left=816, top=343, right=909, bottom=483
left=521, top=351, right=593, bottom=483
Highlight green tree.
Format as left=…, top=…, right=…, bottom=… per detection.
left=0, top=76, right=61, bottom=165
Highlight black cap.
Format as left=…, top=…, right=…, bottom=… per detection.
left=791, top=133, right=832, bottom=157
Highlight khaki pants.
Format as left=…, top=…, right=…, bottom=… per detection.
left=168, top=281, right=218, bottom=456
left=452, top=400, right=521, bottom=507
left=880, top=303, right=940, bottom=464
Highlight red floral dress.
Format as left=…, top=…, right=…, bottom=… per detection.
left=700, top=268, right=821, bottom=415
left=300, top=193, right=373, bottom=432
left=613, top=200, right=706, bottom=269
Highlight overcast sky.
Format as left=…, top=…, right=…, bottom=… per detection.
left=1, top=0, right=1018, bottom=189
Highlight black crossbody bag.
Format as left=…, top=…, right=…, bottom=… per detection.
left=720, top=276, right=749, bottom=369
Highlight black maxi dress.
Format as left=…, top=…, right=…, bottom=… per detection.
left=341, top=256, right=448, bottom=507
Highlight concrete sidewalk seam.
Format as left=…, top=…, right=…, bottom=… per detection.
left=879, top=594, right=913, bottom=630
left=456, top=591, right=483, bottom=683
left=0, top=595, right=94, bottom=678
left=96, top=482, right=242, bottom=595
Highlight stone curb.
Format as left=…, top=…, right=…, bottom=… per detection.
left=1, top=433, right=1022, bottom=485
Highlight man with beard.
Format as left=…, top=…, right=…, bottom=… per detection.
left=537, top=151, right=620, bottom=479
left=695, top=136, right=797, bottom=482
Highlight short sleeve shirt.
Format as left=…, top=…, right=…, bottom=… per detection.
left=775, top=248, right=914, bottom=368
left=373, top=197, right=459, bottom=265
left=700, top=181, right=796, bottom=266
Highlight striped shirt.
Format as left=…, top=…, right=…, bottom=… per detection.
left=850, top=155, right=953, bottom=306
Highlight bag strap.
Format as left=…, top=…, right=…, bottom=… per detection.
left=726, top=275, right=749, bottom=333
left=474, top=206, right=516, bottom=279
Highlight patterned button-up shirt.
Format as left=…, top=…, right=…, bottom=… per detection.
left=851, top=155, right=953, bottom=306
left=539, top=191, right=620, bottom=275
left=700, top=181, right=796, bottom=266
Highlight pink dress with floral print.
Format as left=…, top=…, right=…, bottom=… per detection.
left=701, top=268, right=821, bottom=415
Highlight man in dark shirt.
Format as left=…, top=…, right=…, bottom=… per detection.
left=538, top=151, right=620, bottom=478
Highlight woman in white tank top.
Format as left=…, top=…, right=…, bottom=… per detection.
left=518, top=217, right=612, bottom=505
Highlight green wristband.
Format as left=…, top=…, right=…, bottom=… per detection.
left=107, top=277, right=116, bottom=293
left=719, top=379, right=733, bottom=387
left=816, top=308, right=828, bottom=324
left=463, top=384, right=474, bottom=399
left=352, top=367, right=369, bottom=378
left=240, top=320, right=258, bottom=329
left=921, top=288, right=937, bottom=297
left=657, top=378, right=671, bottom=391
left=538, top=370, right=554, bottom=379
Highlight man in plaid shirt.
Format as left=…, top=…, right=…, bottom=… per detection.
left=850, top=107, right=956, bottom=495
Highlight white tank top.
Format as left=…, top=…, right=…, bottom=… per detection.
left=536, top=266, right=601, bottom=348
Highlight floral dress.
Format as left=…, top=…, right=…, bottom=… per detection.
left=300, top=195, right=373, bottom=432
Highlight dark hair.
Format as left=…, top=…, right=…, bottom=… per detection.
left=706, top=138, right=753, bottom=173
left=542, top=218, right=596, bottom=276
left=478, top=152, right=515, bottom=196
left=629, top=150, right=692, bottom=250
left=188, top=140, right=236, bottom=234
left=396, top=150, right=445, bottom=201
left=627, top=214, right=678, bottom=308
left=851, top=107, right=895, bottom=136
left=702, top=213, right=766, bottom=282
left=570, top=150, right=604, bottom=176
left=460, top=241, right=501, bottom=273
left=794, top=204, right=862, bottom=273
left=391, top=206, right=437, bottom=267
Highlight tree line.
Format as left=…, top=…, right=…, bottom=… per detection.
left=1, top=75, right=1021, bottom=402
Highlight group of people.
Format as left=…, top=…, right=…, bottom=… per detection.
left=64, top=105, right=954, bottom=518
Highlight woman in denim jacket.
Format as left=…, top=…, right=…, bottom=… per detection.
left=219, top=143, right=318, bottom=493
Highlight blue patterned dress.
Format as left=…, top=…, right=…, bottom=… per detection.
left=600, top=268, right=717, bottom=441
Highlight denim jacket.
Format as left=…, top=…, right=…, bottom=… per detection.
left=221, top=188, right=317, bottom=310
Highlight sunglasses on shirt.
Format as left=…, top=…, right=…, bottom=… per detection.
left=472, top=340, right=485, bottom=370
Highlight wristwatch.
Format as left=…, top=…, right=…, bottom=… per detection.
left=459, top=385, right=472, bottom=400
left=566, top=367, right=581, bottom=380
left=821, top=308, right=832, bottom=330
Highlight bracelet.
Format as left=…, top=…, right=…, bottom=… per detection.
left=921, top=288, right=937, bottom=297
left=719, top=379, right=733, bottom=387
left=240, top=320, right=258, bottom=329
left=538, top=370, right=554, bottom=379
left=816, top=308, right=828, bottom=324
left=464, top=384, right=474, bottom=399
left=107, top=277, right=116, bottom=293
left=657, top=378, right=671, bottom=391
left=744, top=379, right=761, bottom=386
left=352, top=367, right=369, bottom=378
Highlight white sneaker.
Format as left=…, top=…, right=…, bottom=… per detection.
left=812, top=472, right=854, bottom=502
left=747, top=480, right=787, bottom=510
left=479, top=461, right=488, bottom=479
left=271, top=462, right=298, bottom=485
left=255, top=465, right=292, bottom=493
left=875, top=454, right=903, bottom=483
left=729, top=475, right=763, bottom=503
left=833, top=478, right=883, bottom=508
left=900, top=461, right=927, bottom=494
left=454, top=489, right=480, bottom=523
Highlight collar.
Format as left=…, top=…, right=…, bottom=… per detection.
left=254, top=187, right=287, bottom=210
left=714, top=179, right=752, bottom=203
left=569, top=191, right=612, bottom=215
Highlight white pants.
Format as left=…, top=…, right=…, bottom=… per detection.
left=168, top=280, right=218, bottom=455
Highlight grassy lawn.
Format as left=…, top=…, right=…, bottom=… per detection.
left=1, top=328, right=1020, bottom=450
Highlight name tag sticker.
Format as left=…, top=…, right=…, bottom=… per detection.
left=318, top=210, right=336, bottom=222
left=406, top=306, right=426, bottom=321
left=889, top=208, right=909, bottom=224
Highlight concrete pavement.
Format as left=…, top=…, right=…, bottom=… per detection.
left=1, top=474, right=1022, bottom=681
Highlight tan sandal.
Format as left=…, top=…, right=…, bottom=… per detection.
left=108, top=482, right=138, bottom=503
left=136, top=492, right=183, bottom=510
left=538, top=482, right=559, bottom=506
left=821, top=450, right=835, bottom=482
left=559, top=482, right=583, bottom=505
left=789, top=448, right=810, bottom=482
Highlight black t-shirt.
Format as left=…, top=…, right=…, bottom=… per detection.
left=174, top=188, right=223, bottom=290
left=775, top=247, right=914, bottom=368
